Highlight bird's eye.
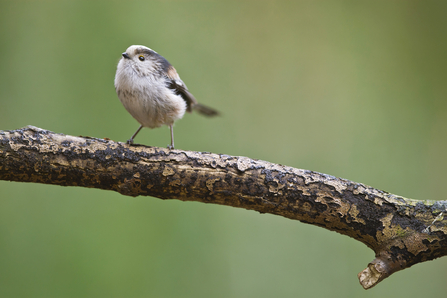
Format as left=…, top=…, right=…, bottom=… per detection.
left=138, top=55, right=145, bottom=61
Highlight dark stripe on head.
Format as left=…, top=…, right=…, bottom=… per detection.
left=134, top=47, right=155, bottom=56
left=135, top=47, right=172, bottom=72
left=155, top=52, right=172, bottom=74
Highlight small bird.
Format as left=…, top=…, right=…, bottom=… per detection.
left=114, top=45, right=219, bottom=149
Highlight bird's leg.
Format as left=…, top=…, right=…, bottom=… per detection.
left=127, top=125, right=143, bottom=145
left=168, top=124, right=175, bottom=149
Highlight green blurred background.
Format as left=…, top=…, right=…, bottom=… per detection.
left=1, top=1, right=447, bottom=297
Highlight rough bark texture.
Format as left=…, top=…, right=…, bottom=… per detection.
left=1, top=126, right=447, bottom=289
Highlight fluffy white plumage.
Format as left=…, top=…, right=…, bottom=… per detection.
left=114, top=45, right=218, bottom=148
left=115, top=45, right=186, bottom=129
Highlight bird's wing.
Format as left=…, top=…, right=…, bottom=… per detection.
left=165, top=65, right=197, bottom=113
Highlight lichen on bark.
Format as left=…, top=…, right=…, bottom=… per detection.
left=1, top=126, right=446, bottom=289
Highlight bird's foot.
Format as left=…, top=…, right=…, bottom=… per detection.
left=167, top=145, right=174, bottom=150
left=127, top=139, right=134, bottom=145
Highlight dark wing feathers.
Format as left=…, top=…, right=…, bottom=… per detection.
left=165, top=65, right=219, bottom=116
left=166, top=79, right=197, bottom=113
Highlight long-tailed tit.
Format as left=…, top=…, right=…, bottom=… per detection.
left=114, top=45, right=219, bottom=149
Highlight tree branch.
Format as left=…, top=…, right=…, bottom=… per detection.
left=1, top=126, right=446, bottom=289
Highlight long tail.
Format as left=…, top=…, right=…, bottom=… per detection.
left=193, top=103, right=220, bottom=117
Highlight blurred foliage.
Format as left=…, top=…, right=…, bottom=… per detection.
left=1, top=1, right=447, bottom=297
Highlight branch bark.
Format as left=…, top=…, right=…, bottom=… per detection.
left=1, top=126, right=446, bottom=289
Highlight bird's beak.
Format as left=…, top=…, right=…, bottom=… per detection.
left=122, top=52, right=130, bottom=59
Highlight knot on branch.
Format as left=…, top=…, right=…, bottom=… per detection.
left=1, top=126, right=447, bottom=289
